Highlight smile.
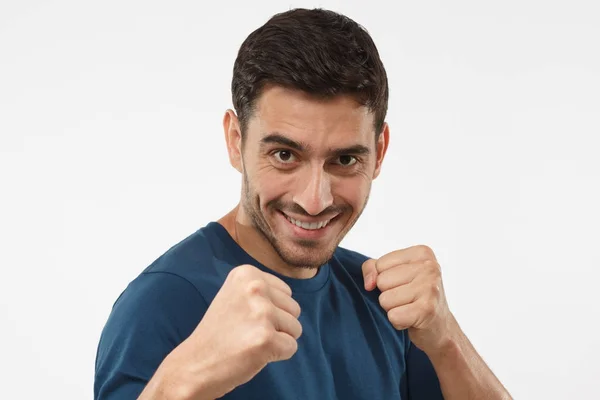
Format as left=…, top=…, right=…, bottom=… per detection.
left=283, top=213, right=331, bottom=230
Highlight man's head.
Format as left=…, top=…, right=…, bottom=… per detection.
left=224, top=8, right=390, bottom=270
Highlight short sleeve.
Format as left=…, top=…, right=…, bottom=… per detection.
left=94, top=272, right=208, bottom=400
left=404, top=331, right=444, bottom=400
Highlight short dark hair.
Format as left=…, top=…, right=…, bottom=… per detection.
left=231, top=8, right=389, bottom=138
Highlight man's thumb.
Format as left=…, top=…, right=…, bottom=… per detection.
left=362, top=258, right=378, bottom=291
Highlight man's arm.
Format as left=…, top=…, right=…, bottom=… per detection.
left=97, top=265, right=303, bottom=400
left=425, top=314, right=511, bottom=400
left=94, top=272, right=208, bottom=399
left=362, top=246, right=512, bottom=400
left=136, top=351, right=220, bottom=400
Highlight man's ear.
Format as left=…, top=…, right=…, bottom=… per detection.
left=373, top=122, right=390, bottom=179
left=223, top=109, right=243, bottom=173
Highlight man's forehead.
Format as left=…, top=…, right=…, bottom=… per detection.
left=248, top=86, right=376, bottom=146
left=255, top=85, right=371, bottom=121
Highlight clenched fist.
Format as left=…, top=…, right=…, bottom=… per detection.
left=362, top=245, right=457, bottom=355
left=156, top=264, right=303, bottom=400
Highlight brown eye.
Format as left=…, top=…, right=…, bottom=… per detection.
left=336, top=155, right=357, bottom=166
left=274, top=150, right=297, bottom=163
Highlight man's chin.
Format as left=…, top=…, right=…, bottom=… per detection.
left=276, top=244, right=335, bottom=269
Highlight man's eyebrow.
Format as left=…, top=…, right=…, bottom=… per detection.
left=328, top=145, right=371, bottom=158
left=260, top=132, right=371, bottom=157
left=260, top=133, right=309, bottom=152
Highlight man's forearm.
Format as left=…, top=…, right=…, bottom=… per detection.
left=427, top=315, right=512, bottom=400
left=137, top=350, right=223, bottom=400
left=137, top=358, right=200, bottom=400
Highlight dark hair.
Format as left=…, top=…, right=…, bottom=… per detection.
left=231, top=8, right=389, bottom=137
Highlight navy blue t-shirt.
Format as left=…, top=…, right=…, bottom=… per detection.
left=94, top=222, right=443, bottom=399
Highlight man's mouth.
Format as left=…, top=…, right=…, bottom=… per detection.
left=279, top=211, right=337, bottom=231
left=285, top=215, right=330, bottom=230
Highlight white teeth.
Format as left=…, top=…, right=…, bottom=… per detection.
left=285, top=215, right=330, bottom=230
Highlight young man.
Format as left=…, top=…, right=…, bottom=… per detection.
left=95, top=8, right=512, bottom=400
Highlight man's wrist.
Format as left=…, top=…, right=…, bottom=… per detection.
left=423, top=314, right=465, bottom=363
left=139, top=351, right=213, bottom=400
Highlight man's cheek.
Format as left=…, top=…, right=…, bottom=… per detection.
left=335, top=180, right=368, bottom=205
left=262, top=175, right=296, bottom=197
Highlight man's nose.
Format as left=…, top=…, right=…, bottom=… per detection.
left=292, top=165, right=334, bottom=216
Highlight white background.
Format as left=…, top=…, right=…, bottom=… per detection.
left=1, top=0, right=599, bottom=399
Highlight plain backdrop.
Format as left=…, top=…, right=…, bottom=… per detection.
left=1, top=0, right=599, bottom=399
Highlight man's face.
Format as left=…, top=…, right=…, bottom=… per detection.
left=229, top=86, right=388, bottom=270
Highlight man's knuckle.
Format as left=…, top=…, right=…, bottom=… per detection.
left=231, top=264, right=254, bottom=280
left=253, top=326, right=275, bottom=348
left=378, top=292, right=390, bottom=310
left=247, top=279, right=268, bottom=295
left=423, top=299, right=436, bottom=316
left=387, top=309, right=402, bottom=328
left=424, top=258, right=440, bottom=270
left=417, top=245, right=434, bottom=259
left=254, top=302, right=274, bottom=320
left=292, top=302, right=302, bottom=318
left=429, top=282, right=441, bottom=296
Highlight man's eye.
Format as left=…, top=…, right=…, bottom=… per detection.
left=273, top=150, right=297, bottom=163
left=335, top=155, right=357, bottom=166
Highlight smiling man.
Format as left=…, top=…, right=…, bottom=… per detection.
left=94, top=8, right=512, bottom=400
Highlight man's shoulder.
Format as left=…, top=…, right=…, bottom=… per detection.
left=95, top=225, right=226, bottom=399
left=137, top=222, right=234, bottom=299
left=144, top=224, right=214, bottom=272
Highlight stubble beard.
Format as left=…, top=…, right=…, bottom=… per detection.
left=240, top=170, right=369, bottom=270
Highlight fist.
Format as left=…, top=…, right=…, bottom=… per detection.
left=362, top=245, right=455, bottom=354
left=171, top=264, right=303, bottom=398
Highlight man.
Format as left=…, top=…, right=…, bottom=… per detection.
left=95, top=8, right=512, bottom=400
